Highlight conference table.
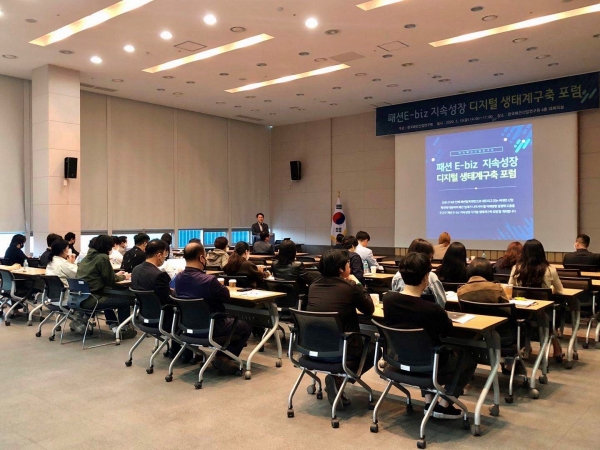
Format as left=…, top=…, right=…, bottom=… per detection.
left=365, top=305, right=507, bottom=436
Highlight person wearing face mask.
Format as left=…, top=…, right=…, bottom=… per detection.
left=46, top=239, right=78, bottom=286
left=223, top=241, right=269, bottom=289
left=121, top=233, right=150, bottom=273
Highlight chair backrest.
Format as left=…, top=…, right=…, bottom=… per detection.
left=205, top=265, right=223, bottom=272
left=27, top=258, right=40, bottom=268
left=511, top=286, right=552, bottom=300
left=66, top=278, right=91, bottom=308
left=290, top=309, right=344, bottom=358
left=431, top=259, right=443, bottom=264
left=130, top=288, right=164, bottom=325
left=41, top=275, right=66, bottom=304
left=0, top=269, right=15, bottom=295
left=265, top=279, right=299, bottom=309
left=441, top=281, right=465, bottom=292
left=458, top=299, right=517, bottom=346
left=558, top=276, right=592, bottom=291
left=383, top=265, right=398, bottom=274
left=169, top=295, right=212, bottom=335
left=0, top=258, right=11, bottom=265
left=557, top=268, right=581, bottom=277
left=493, top=273, right=510, bottom=283
left=297, top=256, right=317, bottom=263
left=372, top=320, right=434, bottom=373
left=222, top=275, right=248, bottom=288
left=563, top=263, right=600, bottom=273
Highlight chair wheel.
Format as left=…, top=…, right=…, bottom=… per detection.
left=235, top=369, right=242, bottom=377
left=165, top=375, right=173, bottom=382
left=35, top=331, right=41, bottom=337
left=307, top=385, right=316, bottom=395
left=27, top=321, right=32, bottom=326
left=146, top=367, right=154, bottom=374
left=163, top=351, right=169, bottom=357
left=582, top=342, right=590, bottom=349
left=331, top=418, right=339, bottom=429
left=370, top=423, right=379, bottom=433
left=406, top=403, right=414, bottom=414
left=245, top=371, right=251, bottom=380
left=125, top=360, right=132, bottom=367
left=194, top=382, right=202, bottom=390
left=573, top=351, right=579, bottom=361
left=462, top=418, right=470, bottom=430
left=564, top=361, right=573, bottom=370
left=258, top=346, right=265, bottom=353
left=316, top=392, right=323, bottom=400
left=505, top=395, right=513, bottom=404
left=471, top=424, right=481, bottom=436
left=539, top=375, right=548, bottom=384
left=275, top=359, right=282, bottom=368
left=287, top=408, right=294, bottom=418
left=48, top=336, right=55, bottom=341
left=554, top=355, right=563, bottom=364
left=56, top=326, right=61, bottom=331
left=595, top=341, right=600, bottom=349
left=417, top=438, right=427, bottom=449
left=115, top=339, right=121, bottom=346
left=530, top=389, right=539, bottom=399
left=5, top=321, right=10, bottom=326
left=489, top=404, right=500, bottom=416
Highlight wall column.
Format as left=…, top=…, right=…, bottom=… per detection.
left=31, top=65, right=81, bottom=256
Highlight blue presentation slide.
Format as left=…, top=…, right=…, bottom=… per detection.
left=426, top=124, right=533, bottom=241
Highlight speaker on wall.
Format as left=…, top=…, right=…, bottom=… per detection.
left=290, top=161, right=302, bottom=180
left=64, top=157, right=78, bottom=179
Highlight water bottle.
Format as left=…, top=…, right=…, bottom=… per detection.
left=23, top=259, right=29, bottom=272
left=363, top=259, right=369, bottom=274
left=482, top=251, right=486, bottom=259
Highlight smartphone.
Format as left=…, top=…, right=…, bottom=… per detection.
left=238, top=287, right=253, bottom=292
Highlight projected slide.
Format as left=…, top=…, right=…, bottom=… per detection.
left=426, top=124, right=533, bottom=240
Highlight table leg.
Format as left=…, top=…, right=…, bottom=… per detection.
left=27, top=302, right=45, bottom=326
left=244, top=302, right=281, bottom=379
left=528, top=312, right=549, bottom=397
left=566, top=309, right=581, bottom=368
left=115, top=313, right=134, bottom=346
left=473, top=330, right=501, bottom=429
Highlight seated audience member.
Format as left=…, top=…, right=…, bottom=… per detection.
left=392, top=238, right=446, bottom=308
left=64, top=232, right=80, bottom=258
left=307, top=249, right=374, bottom=408
left=509, top=238, right=564, bottom=359
left=4, top=234, right=28, bottom=266
left=342, top=235, right=365, bottom=284
left=433, top=232, right=451, bottom=260
left=76, top=235, right=136, bottom=339
left=39, top=233, right=62, bottom=268
left=457, top=258, right=509, bottom=303
left=46, top=239, right=78, bottom=287
left=117, top=236, right=128, bottom=255
left=121, top=233, right=150, bottom=273
left=253, top=231, right=274, bottom=254
left=223, top=241, right=269, bottom=288
left=109, top=236, right=124, bottom=265
left=188, top=238, right=201, bottom=244
left=333, top=233, right=344, bottom=249
left=271, top=239, right=309, bottom=290
left=355, top=231, right=381, bottom=269
left=206, top=236, right=230, bottom=268
left=563, top=234, right=600, bottom=267
left=174, top=242, right=252, bottom=374
left=161, top=232, right=173, bottom=258
left=384, top=252, right=477, bottom=419
left=436, top=242, right=468, bottom=283
left=494, top=241, right=523, bottom=275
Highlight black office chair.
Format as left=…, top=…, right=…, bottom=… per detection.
left=0, top=269, right=35, bottom=325
left=265, top=279, right=304, bottom=344
left=441, top=282, right=466, bottom=292
left=494, top=273, right=510, bottom=284
left=166, top=295, right=243, bottom=389
left=558, top=277, right=597, bottom=352
left=222, top=275, right=249, bottom=288
left=458, top=300, right=526, bottom=403
left=563, top=264, right=600, bottom=273
left=0, top=258, right=10, bottom=265
left=297, top=256, right=318, bottom=268
left=431, top=259, right=443, bottom=265
left=34, top=276, right=69, bottom=338
left=303, top=268, right=322, bottom=287
left=370, top=321, right=469, bottom=448
left=383, top=265, right=398, bottom=275
left=287, top=309, right=374, bottom=428
left=27, top=258, right=41, bottom=268
left=204, top=265, right=223, bottom=272
left=557, top=268, right=582, bottom=277
left=126, top=289, right=179, bottom=374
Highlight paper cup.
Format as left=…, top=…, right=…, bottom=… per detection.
left=229, top=279, right=237, bottom=288
left=370, top=266, right=377, bottom=275
left=257, top=265, right=264, bottom=271
left=217, top=278, right=225, bottom=285
left=501, top=284, right=513, bottom=299
left=370, top=293, right=380, bottom=306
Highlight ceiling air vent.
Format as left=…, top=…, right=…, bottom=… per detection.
left=329, top=52, right=365, bottom=63
left=378, top=41, right=409, bottom=52
left=80, top=83, right=118, bottom=92
left=235, top=115, right=264, bottom=122
left=174, top=41, right=207, bottom=52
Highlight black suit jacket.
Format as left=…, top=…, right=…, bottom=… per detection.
left=131, top=261, right=172, bottom=305
left=563, top=249, right=600, bottom=268
left=251, top=222, right=269, bottom=235
left=121, top=247, right=146, bottom=273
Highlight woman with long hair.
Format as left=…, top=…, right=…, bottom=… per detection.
left=271, top=239, right=311, bottom=291
left=223, top=241, right=268, bottom=288
left=436, top=242, right=468, bottom=283
left=494, top=241, right=523, bottom=275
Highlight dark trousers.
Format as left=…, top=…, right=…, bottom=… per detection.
left=214, top=318, right=252, bottom=356
left=436, top=349, right=477, bottom=398
left=81, top=295, right=132, bottom=326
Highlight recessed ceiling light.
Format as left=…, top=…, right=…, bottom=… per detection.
left=160, top=31, right=173, bottom=40
left=314, top=57, right=327, bottom=62
left=330, top=103, right=337, bottom=106
left=332, top=86, right=341, bottom=89
left=432, top=75, right=442, bottom=79
left=439, top=79, right=451, bottom=82
left=25, top=19, right=38, bottom=23
left=404, top=24, right=416, bottom=29
left=494, top=73, right=504, bottom=76
left=299, top=52, right=310, bottom=56
left=526, top=46, right=538, bottom=51
left=357, top=0, right=406, bottom=11
left=0, top=11, right=4, bottom=17
left=536, top=54, right=551, bottom=59
left=468, top=58, right=479, bottom=62
left=124, top=44, right=135, bottom=52
left=59, top=50, right=74, bottom=54
left=512, top=38, right=527, bottom=43
left=216, top=101, right=226, bottom=104
left=431, top=4, right=600, bottom=47
left=204, top=14, right=217, bottom=25
left=112, top=78, right=124, bottom=82
left=325, top=29, right=340, bottom=35
left=382, top=54, right=393, bottom=58
left=234, top=105, right=241, bottom=108
left=245, top=95, right=256, bottom=98
left=256, top=62, right=267, bottom=67
left=163, top=75, right=175, bottom=79
left=220, top=73, right=229, bottom=76
left=401, top=62, right=413, bottom=67
left=239, top=78, right=247, bottom=81
left=173, top=92, right=183, bottom=95
left=269, top=113, right=276, bottom=115
left=387, top=83, right=398, bottom=87
left=305, top=18, right=318, bottom=28
left=296, top=93, right=304, bottom=96
left=30, top=1, right=154, bottom=46
left=364, top=96, right=373, bottom=99
left=90, top=56, right=102, bottom=64
left=319, top=100, right=327, bottom=103
left=355, top=73, right=367, bottom=76
left=471, top=6, right=484, bottom=12
left=2, top=54, right=18, bottom=59
left=593, top=33, right=600, bottom=38
left=403, top=89, right=412, bottom=92
left=548, top=62, right=559, bottom=66
left=230, top=26, right=246, bottom=32
left=186, top=81, right=195, bottom=84
left=144, top=34, right=274, bottom=73
left=157, top=88, right=165, bottom=91
left=289, top=107, right=297, bottom=109
left=251, top=109, right=260, bottom=111
left=372, top=78, right=381, bottom=81
left=264, top=100, right=272, bottom=102
left=225, top=64, right=350, bottom=93
left=482, top=15, right=498, bottom=21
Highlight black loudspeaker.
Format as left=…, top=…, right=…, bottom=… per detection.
left=290, top=161, right=302, bottom=180
left=64, top=157, right=78, bottom=179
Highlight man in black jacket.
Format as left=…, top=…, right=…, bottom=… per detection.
left=39, top=233, right=62, bottom=268
left=563, top=234, right=600, bottom=268
left=121, top=233, right=150, bottom=273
